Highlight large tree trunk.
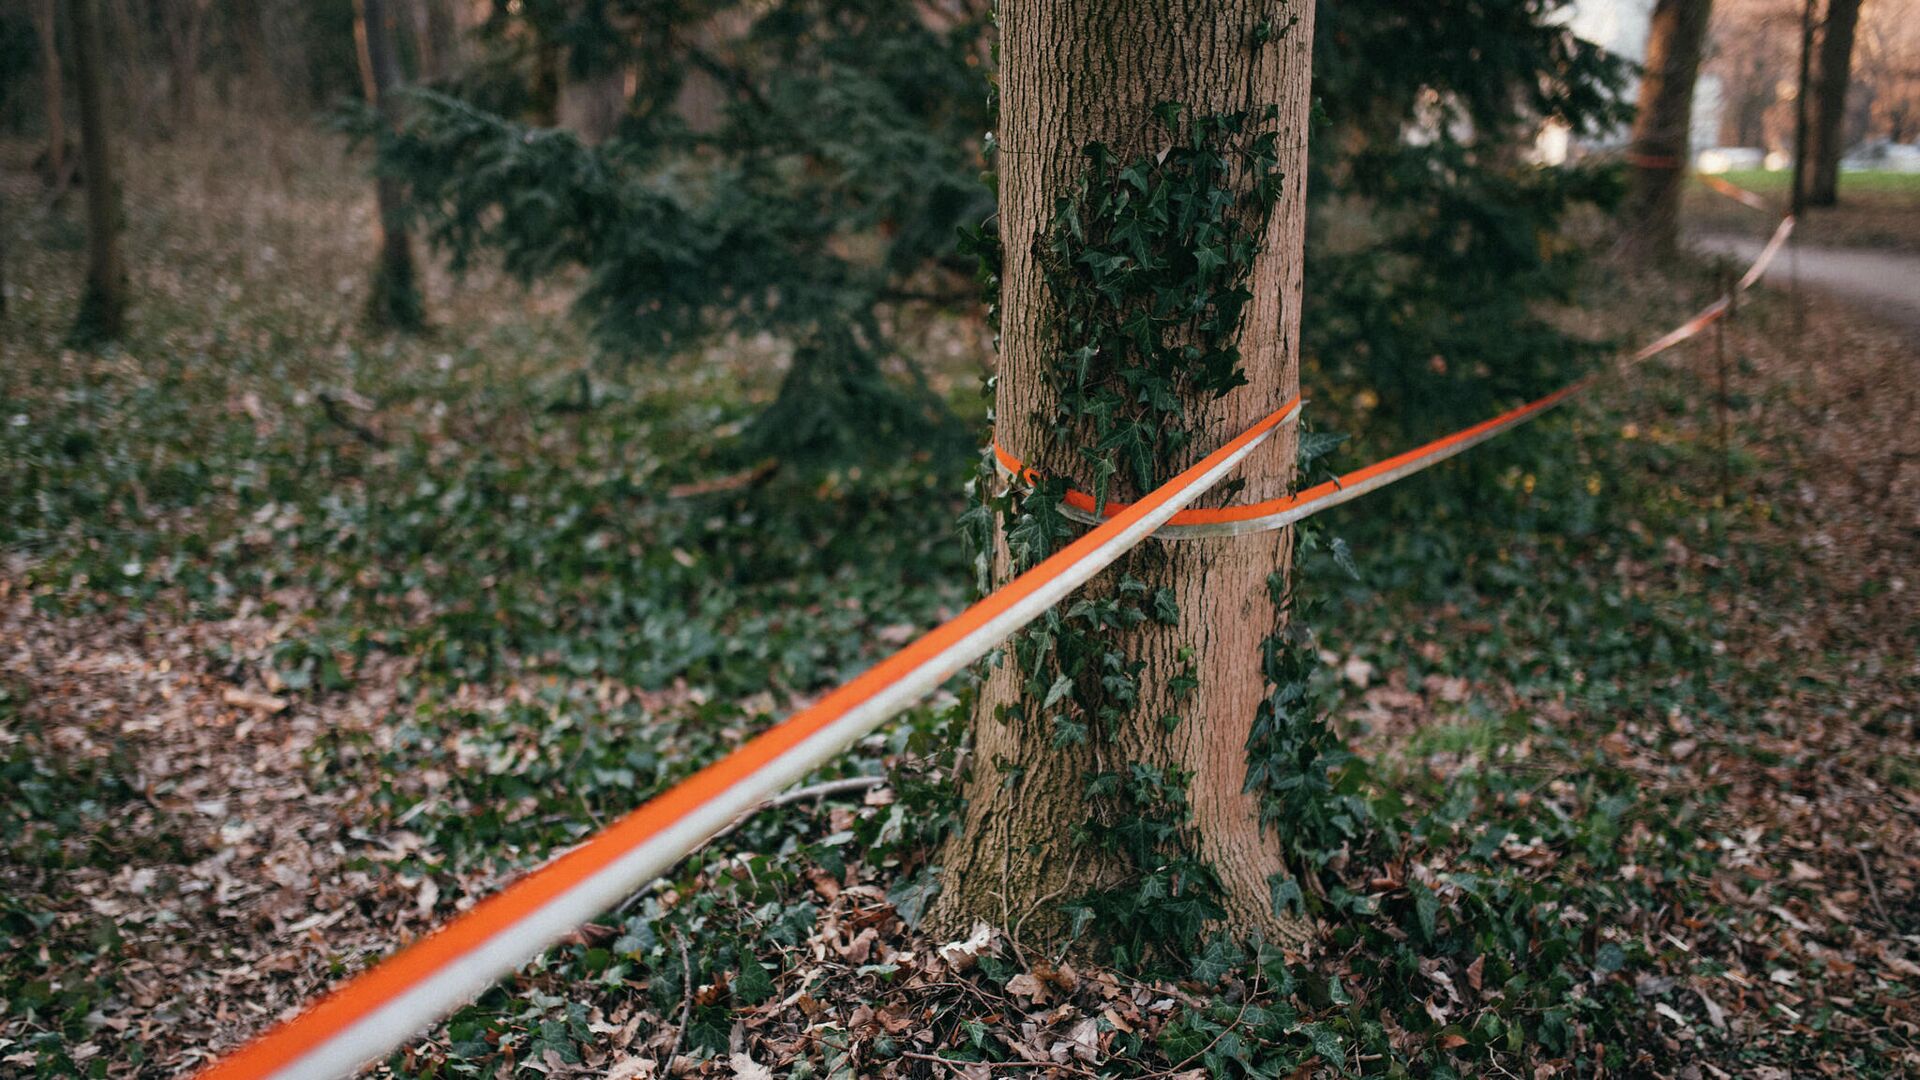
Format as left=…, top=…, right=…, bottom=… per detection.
left=354, top=0, right=424, bottom=329
left=69, top=0, right=126, bottom=344
left=931, top=0, right=1316, bottom=948
left=32, top=0, right=66, bottom=187
left=1624, top=0, right=1713, bottom=262
left=1806, top=0, right=1864, bottom=207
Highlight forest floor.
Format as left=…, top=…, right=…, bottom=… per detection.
left=2, top=122, right=1917, bottom=1079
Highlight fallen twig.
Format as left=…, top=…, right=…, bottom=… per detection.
left=663, top=933, right=693, bottom=1073
left=666, top=459, right=780, bottom=498
left=1856, top=847, right=1892, bottom=926
left=318, top=390, right=387, bottom=447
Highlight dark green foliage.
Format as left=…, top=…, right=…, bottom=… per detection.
left=1245, top=565, right=1370, bottom=875
left=1308, top=0, right=1633, bottom=439
left=0, top=8, right=42, bottom=135
left=380, top=0, right=1632, bottom=473
left=1063, top=764, right=1228, bottom=971
left=379, top=0, right=992, bottom=464
left=377, top=0, right=1630, bottom=469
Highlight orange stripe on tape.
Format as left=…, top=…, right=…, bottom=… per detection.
left=1000, top=382, right=1586, bottom=532
left=1699, top=173, right=1771, bottom=212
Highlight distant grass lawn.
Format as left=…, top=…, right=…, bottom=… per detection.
left=1708, top=167, right=1920, bottom=197
left=1689, top=168, right=1920, bottom=252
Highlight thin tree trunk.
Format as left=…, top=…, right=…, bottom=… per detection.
left=1624, top=0, right=1714, bottom=262
left=1, top=184, right=9, bottom=320
left=409, top=0, right=440, bottom=81
left=69, top=0, right=126, bottom=344
left=32, top=0, right=66, bottom=186
left=1807, top=0, right=1864, bottom=206
left=420, top=0, right=461, bottom=80
left=354, top=0, right=423, bottom=329
left=1792, top=0, right=1815, bottom=217
left=532, top=34, right=561, bottom=126
left=932, top=0, right=1316, bottom=948
left=106, top=0, right=143, bottom=126
left=557, top=68, right=627, bottom=144
left=232, top=0, right=281, bottom=114
left=164, top=0, right=209, bottom=132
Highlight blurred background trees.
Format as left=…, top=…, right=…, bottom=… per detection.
left=16, top=0, right=1900, bottom=448
left=370, top=0, right=1632, bottom=459
left=1706, top=0, right=1918, bottom=188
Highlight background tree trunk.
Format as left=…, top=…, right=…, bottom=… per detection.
left=932, top=0, right=1316, bottom=947
left=106, top=0, right=146, bottom=128
left=162, top=0, right=210, bottom=132
left=1, top=183, right=9, bottom=320
left=1624, top=0, right=1714, bottom=262
left=354, top=0, right=423, bottom=329
left=32, top=0, right=67, bottom=187
left=69, top=0, right=127, bottom=344
left=1807, top=0, right=1864, bottom=207
left=557, top=68, right=629, bottom=144
left=1793, top=0, right=1816, bottom=217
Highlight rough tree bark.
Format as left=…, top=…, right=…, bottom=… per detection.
left=69, top=0, right=126, bottom=344
left=1623, top=0, right=1714, bottom=262
left=931, top=0, right=1316, bottom=946
left=1807, top=0, right=1864, bottom=207
left=32, top=0, right=66, bottom=187
left=354, top=0, right=424, bottom=329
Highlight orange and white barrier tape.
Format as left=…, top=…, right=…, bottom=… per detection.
left=1000, top=380, right=1589, bottom=539
left=197, top=401, right=1302, bottom=1080
left=997, top=211, right=1793, bottom=539
left=1737, top=216, right=1794, bottom=292
left=204, top=181, right=1790, bottom=1080
left=1700, top=172, right=1772, bottom=212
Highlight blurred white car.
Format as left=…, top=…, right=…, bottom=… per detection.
left=1840, top=141, right=1920, bottom=172
left=1696, top=147, right=1766, bottom=173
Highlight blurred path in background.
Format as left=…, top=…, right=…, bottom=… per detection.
left=1694, top=232, right=1920, bottom=333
